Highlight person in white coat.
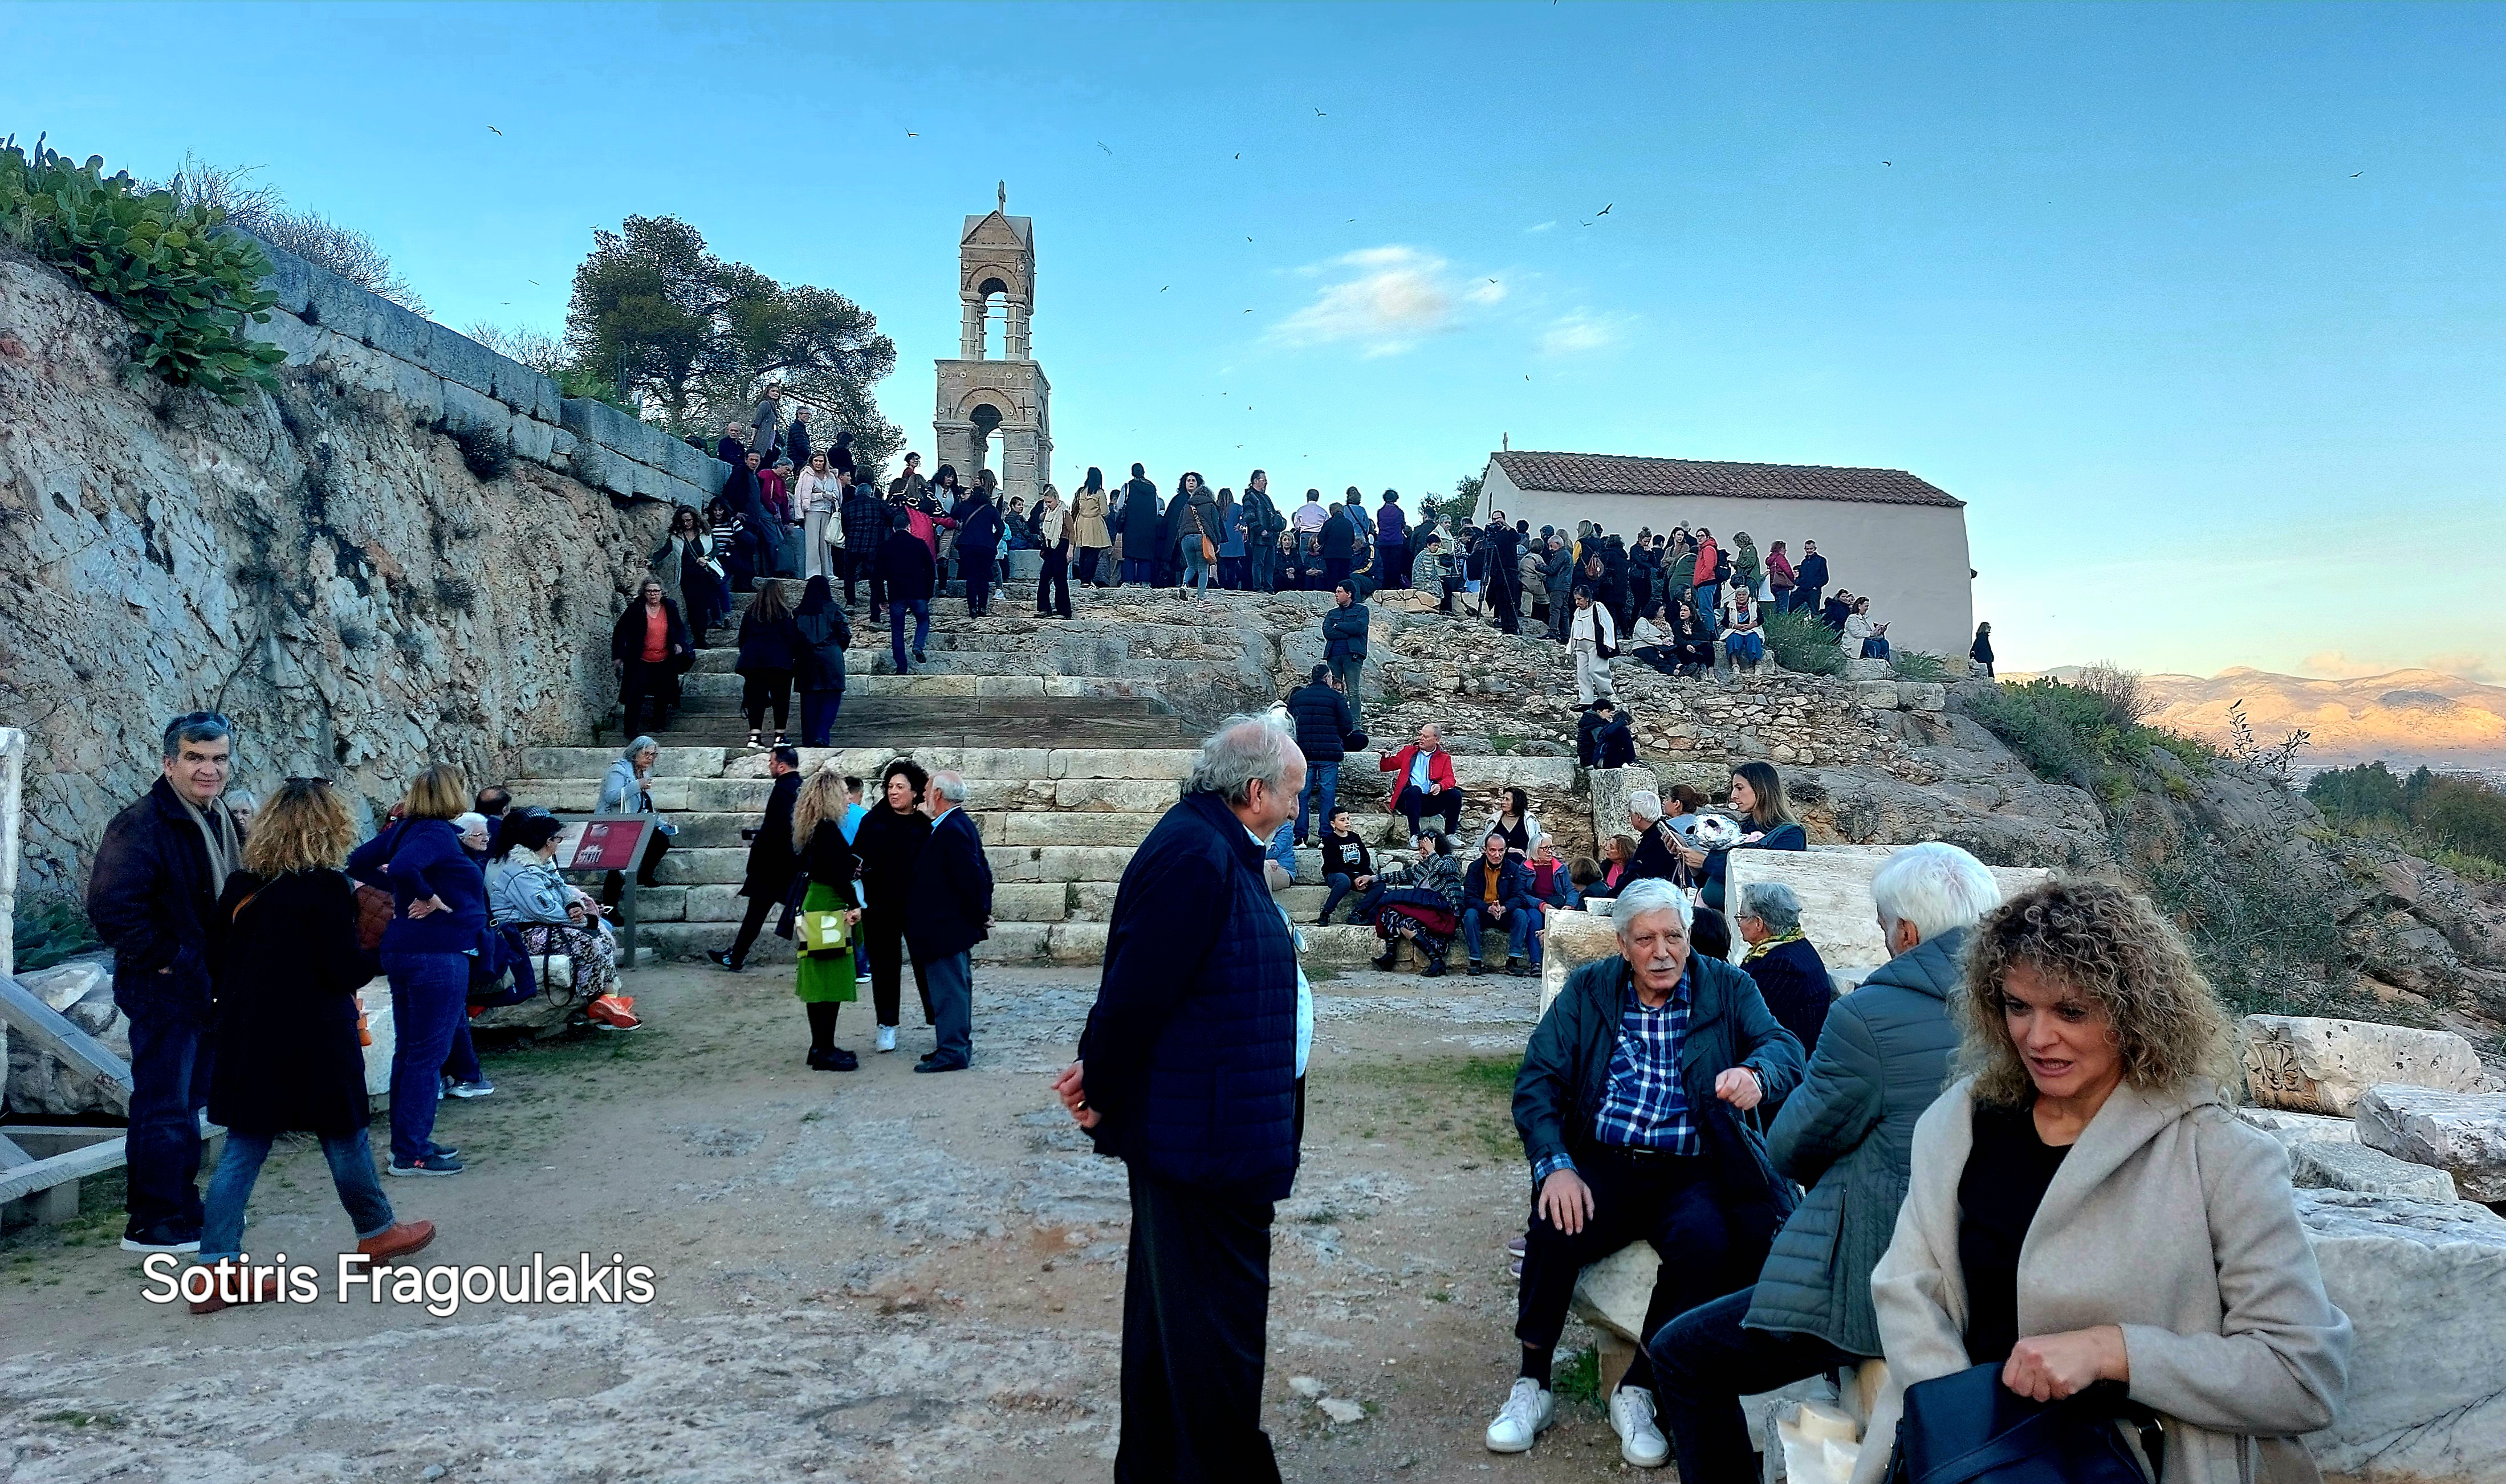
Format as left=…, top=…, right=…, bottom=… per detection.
left=1568, top=585, right=1617, bottom=706
left=1856, top=879, right=2350, bottom=1484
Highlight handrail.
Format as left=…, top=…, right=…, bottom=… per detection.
left=0, top=726, right=21, bottom=979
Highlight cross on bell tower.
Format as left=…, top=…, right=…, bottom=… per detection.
left=933, top=184, right=1052, bottom=500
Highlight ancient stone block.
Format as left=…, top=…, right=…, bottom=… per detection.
left=2296, top=1191, right=2506, bottom=1479
left=1894, top=681, right=1946, bottom=712
left=2235, top=1107, right=2359, bottom=1146
left=2239, top=1015, right=2484, bottom=1115
left=1586, top=765, right=1659, bottom=844
left=1852, top=679, right=1902, bottom=710
left=2354, top=1085, right=2506, bottom=1202
left=1539, top=910, right=1625, bottom=1016
left=2287, top=1139, right=2456, bottom=1200
left=1842, top=658, right=1893, bottom=681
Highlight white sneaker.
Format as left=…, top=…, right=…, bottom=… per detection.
left=1484, top=1377, right=1554, bottom=1453
left=1610, top=1386, right=1670, bottom=1467
left=875, top=1025, right=897, bottom=1053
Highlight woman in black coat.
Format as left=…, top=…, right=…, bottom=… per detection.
left=793, top=575, right=853, bottom=745
left=196, top=780, right=433, bottom=1311
left=734, top=578, right=800, bottom=748
left=851, top=758, right=935, bottom=1053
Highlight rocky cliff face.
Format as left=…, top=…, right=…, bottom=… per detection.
left=0, top=248, right=664, bottom=894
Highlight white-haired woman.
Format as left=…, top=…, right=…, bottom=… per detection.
left=1853, top=880, right=2350, bottom=1484
left=596, top=735, right=674, bottom=911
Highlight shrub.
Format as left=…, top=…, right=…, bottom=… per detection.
left=1966, top=676, right=2214, bottom=797
left=2136, top=829, right=2352, bottom=1018
left=13, top=893, right=100, bottom=973
left=2072, top=662, right=2153, bottom=725
left=2309, top=762, right=2506, bottom=876
left=445, top=423, right=512, bottom=480
left=0, top=135, right=287, bottom=401
left=1889, top=649, right=1948, bottom=681
left=1761, top=608, right=1844, bottom=676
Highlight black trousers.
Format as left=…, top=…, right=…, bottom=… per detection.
left=1515, top=1149, right=1755, bottom=1397
left=841, top=547, right=873, bottom=608
left=743, top=670, right=791, bottom=732
left=963, top=556, right=994, bottom=615
left=1649, top=1286, right=1860, bottom=1483
left=619, top=658, right=671, bottom=731
left=861, top=912, right=929, bottom=1027
left=1038, top=546, right=1072, bottom=615
left=728, top=882, right=780, bottom=965
left=1117, top=1165, right=1283, bottom=1484
left=1392, top=784, right=1462, bottom=841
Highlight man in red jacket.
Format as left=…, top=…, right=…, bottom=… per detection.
left=1380, top=723, right=1462, bottom=850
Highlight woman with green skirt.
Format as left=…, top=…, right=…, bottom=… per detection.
left=789, top=765, right=864, bottom=1070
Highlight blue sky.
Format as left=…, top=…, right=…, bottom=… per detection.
left=9, top=3, right=2503, bottom=679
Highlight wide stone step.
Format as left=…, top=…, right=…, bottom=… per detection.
left=678, top=671, right=1174, bottom=702
left=520, top=746, right=728, bottom=779
left=626, top=911, right=1501, bottom=970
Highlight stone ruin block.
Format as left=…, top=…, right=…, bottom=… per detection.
left=2287, top=1139, right=2456, bottom=1200
left=1893, top=681, right=1946, bottom=712
left=2238, top=1015, right=2484, bottom=1116
left=2354, top=1083, right=2506, bottom=1203
left=2296, top=1191, right=2506, bottom=1480
left=1842, top=658, right=1893, bottom=681
left=1537, top=910, right=1623, bottom=1017
left=1851, top=679, right=1902, bottom=710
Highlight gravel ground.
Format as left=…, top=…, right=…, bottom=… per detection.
left=0, top=961, right=1656, bottom=1483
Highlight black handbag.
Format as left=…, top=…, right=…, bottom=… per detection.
left=1888, top=1364, right=2160, bottom=1484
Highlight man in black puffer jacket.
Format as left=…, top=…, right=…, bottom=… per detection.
left=1057, top=717, right=1307, bottom=1484
left=1284, top=664, right=1363, bottom=846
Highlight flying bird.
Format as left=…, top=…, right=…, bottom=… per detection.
left=1247, top=235, right=1254, bottom=242
left=2350, top=171, right=2363, bottom=177
left=1235, top=153, right=1241, bottom=160
left=1883, top=160, right=1892, bottom=166
left=527, top=279, right=539, bottom=286
left=1488, top=278, right=1498, bottom=284
left=487, top=125, right=502, bottom=136
left=1315, top=108, right=1326, bottom=116
left=1099, top=141, right=1113, bottom=154
left=1161, top=286, right=1169, bottom=292
left=906, top=129, right=919, bottom=138
left=1596, top=203, right=1612, bottom=215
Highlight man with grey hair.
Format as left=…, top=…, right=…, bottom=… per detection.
left=1495, top=877, right=1804, bottom=1467
left=1734, top=881, right=1831, bottom=1056
left=1057, top=716, right=1308, bottom=1482
left=87, top=711, right=245, bottom=1254
left=1646, top=842, right=1996, bottom=1481
left=903, top=769, right=992, bottom=1073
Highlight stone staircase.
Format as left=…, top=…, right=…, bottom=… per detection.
left=500, top=581, right=1589, bottom=967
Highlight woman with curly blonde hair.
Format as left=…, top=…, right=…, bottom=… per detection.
left=1852, top=879, right=2350, bottom=1484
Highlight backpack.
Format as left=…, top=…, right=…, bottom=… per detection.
left=1714, top=550, right=1733, bottom=584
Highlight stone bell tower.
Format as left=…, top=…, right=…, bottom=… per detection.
left=934, top=182, right=1052, bottom=501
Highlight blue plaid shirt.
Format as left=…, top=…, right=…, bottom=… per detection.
left=1532, top=964, right=1697, bottom=1183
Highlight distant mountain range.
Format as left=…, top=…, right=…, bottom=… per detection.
left=2032, top=667, right=2506, bottom=772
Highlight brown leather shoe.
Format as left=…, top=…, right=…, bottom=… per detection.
left=189, top=1268, right=278, bottom=1314
left=357, top=1219, right=437, bottom=1263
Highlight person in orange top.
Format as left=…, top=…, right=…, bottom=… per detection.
left=609, top=580, right=693, bottom=733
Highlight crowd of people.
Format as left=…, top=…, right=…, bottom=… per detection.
left=1043, top=710, right=2352, bottom=1484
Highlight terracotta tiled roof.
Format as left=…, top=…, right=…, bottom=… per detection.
left=1491, top=451, right=1962, bottom=509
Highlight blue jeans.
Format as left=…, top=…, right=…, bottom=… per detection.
left=890, top=598, right=930, bottom=671
left=1122, top=557, right=1153, bottom=585
left=1320, top=872, right=1357, bottom=925
left=201, top=1128, right=396, bottom=1261
left=1726, top=630, right=1765, bottom=666
left=123, top=1006, right=211, bottom=1235
left=442, top=1017, right=481, bottom=1085
left=1181, top=538, right=1211, bottom=593
left=1462, top=904, right=1531, bottom=963
left=802, top=688, right=842, bottom=745
left=1862, top=635, right=1891, bottom=659
left=1296, top=760, right=1340, bottom=845
left=918, top=949, right=973, bottom=1068
left=1694, top=582, right=1720, bottom=621
left=382, top=949, right=469, bottom=1165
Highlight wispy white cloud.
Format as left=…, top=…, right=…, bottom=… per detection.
left=2302, top=649, right=2504, bottom=683
left=1537, top=309, right=1621, bottom=357
left=1270, top=246, right=1499, bottom=356
left=1526, top=220, right=1557, bottom=233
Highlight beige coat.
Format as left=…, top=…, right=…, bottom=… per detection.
left=1854, top=1075, right=2350, bottom=1484
left=1070, top=488, right=1112, bottom=549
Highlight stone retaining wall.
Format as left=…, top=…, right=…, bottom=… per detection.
left=239, top=233, right=729, bottom=512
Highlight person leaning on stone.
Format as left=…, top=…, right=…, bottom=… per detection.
left=85, top=711, right=246, bottom=1254
left=1489, top=878, right=1805, bottom=1468
left=1285, top=663, right=1364, bottom=846
left=1849, top=879, right=2352, bottom=1484
left=1055, top=716, right=1308, bottom=1484
left=1643, top=844, right=1995, bottom=1479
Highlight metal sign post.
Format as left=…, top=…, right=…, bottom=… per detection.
left=546, top=814, right=658, bottom=968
